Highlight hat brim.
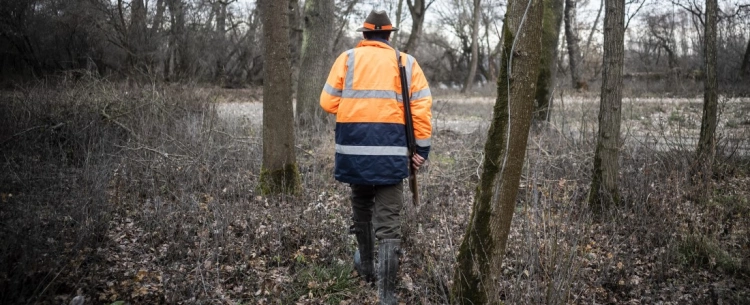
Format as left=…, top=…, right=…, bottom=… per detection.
left=356, top=27, right=399, bottom=32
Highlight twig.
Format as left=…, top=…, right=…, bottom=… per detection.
left=114, top=144, right=187, bottom=159
left=0, top=123, right=65, bottom=147
left=101, top=103, right=137, bottom=139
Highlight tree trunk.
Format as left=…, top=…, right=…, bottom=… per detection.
left=405, top=0, right=429, bottom=53
left=451, top=0, right=543, bottom=303
left=484, top=13, right=496, bottom=81
left=215, top=0, right=228, bottom=82
left=534, top=0, right=564, bottom=122
left=740, top=36, right=750, bottom=80
left=166, top=0, right=187, bottom=80
left=693, top=0, right=718, bottom=191
left=564, top=0, right=584, bottom=89
left=151, top=0, right=166, bottom=38
left=583, top=0, right=603, bottom=62
left=128, top=0, right=148, bottom=72
left=259, top=0, right=301, bottom=195
left=588, top=0, right=624, bottom=210
left=393, top=0, right=405, bottom=47
left=332, top=0, right=358, bottom=51
left=295, top=0, right=334, bottom=127
left=461, top=0, right=482, bottom=93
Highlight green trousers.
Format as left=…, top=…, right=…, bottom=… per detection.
left=350, top=181, right=403, bottom=240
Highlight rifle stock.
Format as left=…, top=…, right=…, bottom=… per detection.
left=397, top=50, right=419, bottom=206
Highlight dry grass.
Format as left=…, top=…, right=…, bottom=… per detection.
left=1, top=81, right=748, bottom=304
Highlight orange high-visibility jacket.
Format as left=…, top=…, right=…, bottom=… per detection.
left=320, top=39, right=432, bottom=185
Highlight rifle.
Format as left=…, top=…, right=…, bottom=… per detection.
left=396, top=50, right=419, bottom=206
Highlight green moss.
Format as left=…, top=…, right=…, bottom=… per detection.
left=534, top=0, right=563, bottom=122
left=258, top=162, right=301, bottom=195
left=452, top=19, right=515, bottom=305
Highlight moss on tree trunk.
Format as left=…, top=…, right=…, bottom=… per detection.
left=451, top=0, right=543, bottom=303
left=259, top=163, right=301, bottom=195
left=534, top=0, right=563, bottom=122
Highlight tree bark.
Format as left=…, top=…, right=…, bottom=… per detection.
left=451, top=0, right=543, bottom=303
left=461, top=0, right=482, bottom=93
left=564, top=0, right=584, bottom=89
left=740, top=36, right=750, bottom=80
left=295, top=0, right=334, bottom=127
left=588, top=0, right=624, bottom=210
left=693, top=0, right=718, bottom=191
left=534, top=0, right=564, bottom=122
left=259, top=0, right=301, bottom=194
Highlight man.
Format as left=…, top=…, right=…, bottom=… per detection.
left=319, top=10, right=432, bottom=304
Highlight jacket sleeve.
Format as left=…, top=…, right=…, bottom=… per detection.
left=320, top=52, right=348, bottom=114
left=408, top=56, right=432, bottom=160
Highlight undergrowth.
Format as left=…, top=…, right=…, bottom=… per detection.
left=1, top=81, right=748, bottom=304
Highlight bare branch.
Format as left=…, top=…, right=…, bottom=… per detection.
left=625, top=0, right=649, bottom=30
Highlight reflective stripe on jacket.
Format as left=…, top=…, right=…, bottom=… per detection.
left=320, top=39, right=432, bottom=185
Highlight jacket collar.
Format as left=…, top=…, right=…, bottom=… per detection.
left=356, top=39, right=393, bottom=50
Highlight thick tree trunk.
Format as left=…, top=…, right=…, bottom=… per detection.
left=451, top=0, right=543, bottom=303
left=405, top=0, right=429, bottom=53
left=461, top=0, right=482, bottom=93
left=694, top=0, right=718, bottom=190
left=588, top=0, right=624, bottom=210
left=564, top=0, right=584, bottom=89
left=259, top=0, right=301, bottom=195
left=740, top=36, right=750, bottom=80
left=295, top=0, right=334, bottom=127
left=534, top=0, right=564, bottom=122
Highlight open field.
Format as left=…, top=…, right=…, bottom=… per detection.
left=216, top=94, right=750, bottom=155
left=1, top=83, right=749, bottom=304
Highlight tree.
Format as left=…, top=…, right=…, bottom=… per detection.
left=741, top=35, right=750, bottom=80
left=166, top=0, right=188, bottom=80
left=127, top=0, right=148, bottom=71
left=295, top=0, right=335, bottom=127
left=564, top=0, right=585, bottom=89
left=534, top=0, right=564, bottom=122
left=693, top=0, right=718, bottom=190
left=451, top=0, right=543, bottom=302
left=461, top=0, right=482, bottom=93
left=404, top=0, right=435, bottom=53
left=259, top=0, right=301, bottom=194
left=588, top=0, right=625, bottom=210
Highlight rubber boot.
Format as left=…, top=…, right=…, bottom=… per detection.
left=377, top=239, right=401, bottom=305
left=350, top=222, right=376, bottom=282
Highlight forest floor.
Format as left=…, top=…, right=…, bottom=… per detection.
left=1, top=83, right=749, bottom=304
